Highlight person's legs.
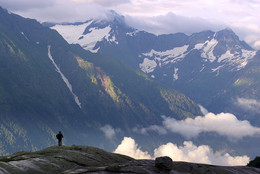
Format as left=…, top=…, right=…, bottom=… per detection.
left=58, top=140, right=62, bottom=146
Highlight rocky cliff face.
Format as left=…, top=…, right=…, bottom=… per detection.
left=0, top=145, right=259, bottom=174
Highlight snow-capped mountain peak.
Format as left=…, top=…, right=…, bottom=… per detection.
left=103, top=10, right=125, bottom=24
left=51, top=20, right=119, bottom=53
left=138, top=29, right=256, bottom=75
left=189, top=29, right=256, bottom=71
left=50, top=11, right=133, bottom=53
left=51, top=14, right=256, bottom=80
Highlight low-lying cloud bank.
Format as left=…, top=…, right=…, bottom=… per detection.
left=133, top=112, right=260, bottom=139
left=163, top=113, right=260, bottom=139
left=235, top=97, right=260, bottom=114
left=100, top=124, right=121, bottom=140
left=114, top=137, right=151, bottom=159
left=114, top=137, right=250, bottom=166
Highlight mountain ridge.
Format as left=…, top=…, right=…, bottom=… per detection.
left=50, top=15, right=257, bottom=76
left=49, top=12, right=259, bottom=125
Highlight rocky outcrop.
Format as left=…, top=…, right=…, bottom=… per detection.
left=0, top=145, right=259, bottom=174
left=155, top=156, right=173, bottom=170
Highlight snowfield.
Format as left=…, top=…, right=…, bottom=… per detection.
left=139, top=58, right=157, bottom=73
left=139, top=34, right=256, bottom=74
left=51, top=22, right=118, bottom=53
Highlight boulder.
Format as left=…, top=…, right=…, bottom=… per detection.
left=155, top=156, right=173, bottom=171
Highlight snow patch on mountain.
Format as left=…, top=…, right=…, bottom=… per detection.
left=217, top=49, right=256, bottom=71
left=142, top=45, right=189, bottom=63
left=139, top=45, right=189, bottom=73
left=193, top=34, right=256, bottom=72
left=194, top=43, right=204, bottom=50
left=79, top=26, right=112, bottom=52
left=173, top=67, right=179, bottom=80
left=51, top=22, right=118, bottom=53
left=200, top=65, right=206, bottom=72
left=107, top=33, right=118, bottom=44
left=218, top=50, right=234, bottom=63
left=21, top=32, right=29, bottom=41
left=242, top=49, right=256, bottom=59
left=48, top=45, right=82, bottom=108
left=139, top=58, right=157, bottom=73
left=200, top=38, right=218, bottom=62
left=139, top=37, right=255, bottom=75
left=126, top=30, right=139, bottom=36
left=52, top=20, right=256, bottom=75
left=212, top=65, right=225, bottom=76
left=51, top=22, right=92, bottom=44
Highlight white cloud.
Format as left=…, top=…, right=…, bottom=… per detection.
left=198, top=104, right=209, bottom=115
left=132, top=125, right=167, bottom=135
left=254, top=41, right=260, bottom=49
left=162, top=113, right=260, bottom=139
left=100, top=124, right=120, bottom=140
left=232, top=24, right=260, bottom=50
left=153, top=141, right=250, bottom=166
left=0, top=0, right=53, bottom=10
left=1, top=0, right=108, bottom=23
left=133, top=113, right=260, bottom=139
left=122, top=0, right=260, bottom=50
left=114, top=137, right=151, bottom=159
left=73, top=0, right=130, bottom=6
left=125, top=12, right=225, bottom=36
left=114, top=137, right=250, bottom=166
left=1, top=0, right=260, bottom=49
left=235, top=97, right=260, bottom=113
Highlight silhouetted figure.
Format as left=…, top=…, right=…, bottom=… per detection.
left=56, top=131, right=63, bottom=146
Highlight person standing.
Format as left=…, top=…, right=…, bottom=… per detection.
left=56, top=131, right=63, bottom=146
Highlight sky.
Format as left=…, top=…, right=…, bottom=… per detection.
left=0, top=0, right=260, bottom=49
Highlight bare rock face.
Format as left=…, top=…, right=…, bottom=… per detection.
left=0, top=145, right=260, bottom=174
left=155, top=156, right=173, bottom=171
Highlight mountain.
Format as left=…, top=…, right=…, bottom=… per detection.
left=0, top=145, right=259, bottom=174
left=222, top=50, right=260, bottom=125
left=0, top=7, right=88, bottom=154
left=49, top=11, right=259, bottom=125
left=0, top=7, right=201, bottom=154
